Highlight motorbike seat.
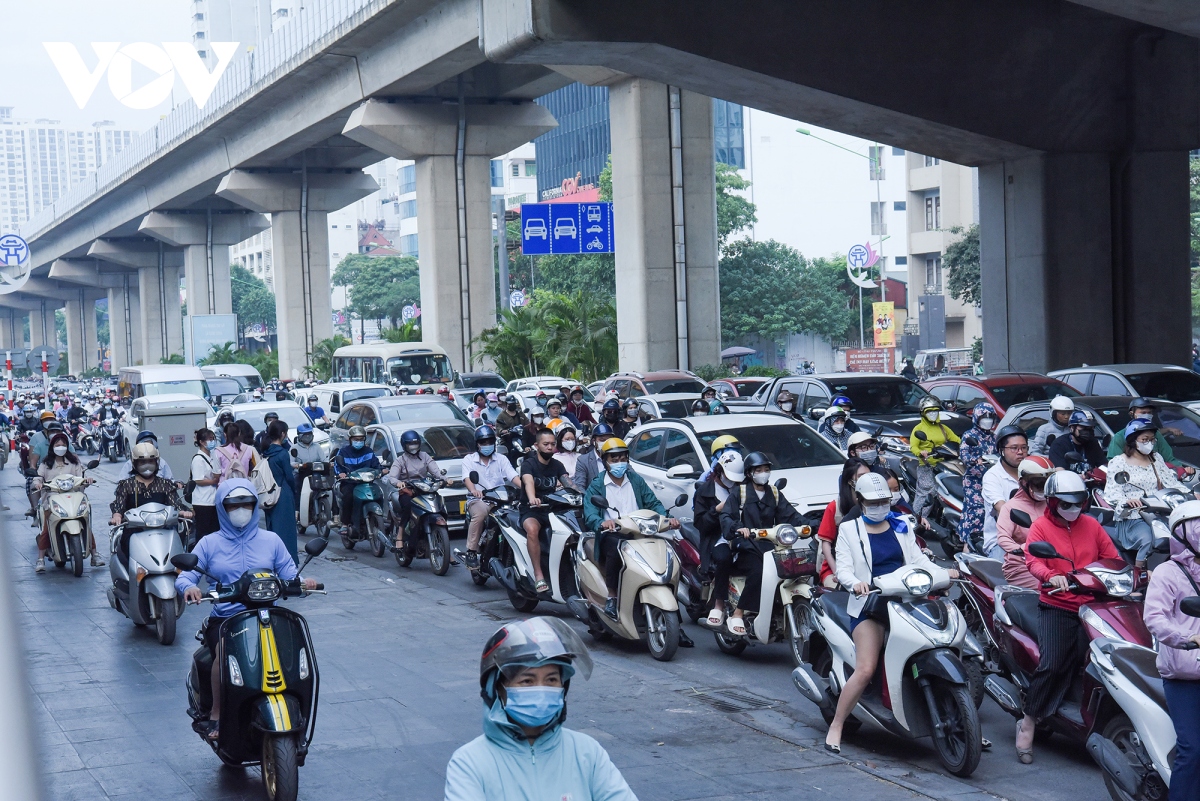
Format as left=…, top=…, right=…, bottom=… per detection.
left=499, top=508, right=521, bottom=531
left=680, top=523, right=701, bottom=550
left=1110, top=646, right=1167, bottom=711
left=818, top=591, right=855, bottom=635
left=940, top=474, right=963, bottom=498
left=967, top=558, right=1008, bottom=590
left=1002, top=592, right=1042, bottom=643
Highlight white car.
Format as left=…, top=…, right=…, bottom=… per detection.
left=229, top=400, right=333, bottom=460
left=621, top=413, right=843, bottom=520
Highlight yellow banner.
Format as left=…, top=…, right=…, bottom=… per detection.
left=872, top=301, right=895, bottom=348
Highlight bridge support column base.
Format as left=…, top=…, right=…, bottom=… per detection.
left=108, top=279, right=142, bottom=371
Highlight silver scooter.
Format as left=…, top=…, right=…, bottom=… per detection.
left=108, top=502, right=186, bottom=645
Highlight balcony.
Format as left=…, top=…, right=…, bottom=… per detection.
left=908, top=163, right=942, bottom=192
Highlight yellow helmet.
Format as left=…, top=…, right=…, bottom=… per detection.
left=710, top=434, right=740, bottom=456
left=600, top=437, right=629, bottom=458
left=39, top=410, right=55, bottom=422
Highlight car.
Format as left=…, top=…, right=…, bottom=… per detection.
left=456, top=371, right=506, bottom=392
left=631, top=393, right=703, bottom=421
left=586, top=224, right=603, bottom=234
left=228, top=400, right=334, bottom=460
left=524, top=219, right=547, bottom=239
left=602, top=370, right=708, bottom=399
left=586, top=380, right=606, bottom=398
left=206, top=376, right=244, bottom=407
left=921, top=372, right=1080, bottom=415
left=553, top=218, right=577, bottom=239
left=364, top=421, right=475, bottom=531
left=1048, top=364, right=1200, bottom=413
left=623, top=413, right=843, bottom=521
left=505, top=376, right=573, bottom=393
left=724, top=373, right=971, bottom=448
left=707, top=377, right=771, bottom=398
left=329, top=396, right=473, bottom=451
left=306, top=381, right=392, bottom=416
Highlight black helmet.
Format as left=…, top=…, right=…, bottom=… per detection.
left=690, top=399, right=710, bottom=415
left=743, top=451, right=771, bottom=473
left=622, top=398, right=639, bottom=412
left=475, top=424, right=496, bottom=443
left=506, top=395, right=519, bottom=408
left=1128, top=396, right=1155, bottom=413
left=995, top=425, right=1027, bottom=453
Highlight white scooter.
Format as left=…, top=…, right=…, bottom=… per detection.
left=488, top=488, right=582, bottom=613
left=108, top=502, right=186, bottom=645
left=296, top=458, right=335, bottom=540
left=791, top=562, right=983, bottom=777
left=38, top=461, right=101, bottom=577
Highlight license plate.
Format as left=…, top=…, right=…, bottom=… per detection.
left=458, top=499, right=467, bottom=515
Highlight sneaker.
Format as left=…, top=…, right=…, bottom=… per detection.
left=90, top=553, right=105, bottom=567
left=603, top=597, right=619, bottom=621
left=34, top=558, right=45, bottom=574
left=464, top=551, right=479, bottom=570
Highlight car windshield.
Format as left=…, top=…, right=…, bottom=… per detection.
left=144, top=379, right=209, bottom=400
left=644, top=378, right=707, bottom=394
left=731, top=379, right=765, bottom=395
left=655, top=399, right=693, bottom=419
left=1124, top=371, right=1200, bottom=403
left=459, top=374, right=506, bottom=390
left=1157, top=405, right=1200, bottom=448
left=697, top=424, right=843, bottom=469
left=207, top=377, right=242, bottom=398
left=342, top=388, right=390, bottom=403
left=234, top=405, right=310, bottom=432
left=415, top=426, right=477, bottom=460
left=385, top=355, right=455, bottom=385
left=827, top=379, right=932, bottom=415
left=987, top=381, right=1080, bottom=407
left=377, top=402, right=472, bottom=425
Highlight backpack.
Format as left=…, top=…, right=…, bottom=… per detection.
left=184, top=453, right=213, bottom=503
left=250, top=456, right=280, bottom=509
left=217, top=445, right=249, bottom=482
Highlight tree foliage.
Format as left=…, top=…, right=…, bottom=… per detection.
left=943, top=224, right=981, bottom=307
left=197, top=340, right=279, bottom=380
left=382, top=321, right=422, bottom=343
left=306, top=335, right=351, bottom=381
left=473, top=290, right=617, bottom=382
left=231, top=265, right=276, bottom=328
left=332, top=254, right=420, bottom=327
left=716, top=162, right=757, bottom=250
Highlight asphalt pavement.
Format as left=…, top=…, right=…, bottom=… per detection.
left=8, top=457, right=1109, bottom=800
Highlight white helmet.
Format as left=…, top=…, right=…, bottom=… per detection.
left=131, top=442, right=159, bottom=462
left=1045, top=470, right=1088, bottom=504
left=1168, top=500, right=1200, bottom=538
left=717, top=451, right=745, bottom=483
left=854, top=472, right=891, bottom=502
left=846, top=432, right=877, bottom=449
left=1050, top=395, right=1075, bottom=413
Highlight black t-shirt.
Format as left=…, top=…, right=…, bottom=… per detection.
left=521, top=455, right=568, bottom=509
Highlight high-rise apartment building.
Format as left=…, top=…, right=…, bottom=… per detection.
left=189, top=0, right=273, bottom=68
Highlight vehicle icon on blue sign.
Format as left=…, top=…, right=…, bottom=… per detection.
left=554, top=218, right=577, bottom=239
left=524, top=219, right=547, bottom=239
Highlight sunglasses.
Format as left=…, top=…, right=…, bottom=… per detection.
left=1057, top=501, right=1082, bottom=511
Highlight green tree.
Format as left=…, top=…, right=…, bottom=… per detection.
left=332, top=254, right=420, bottom=327
left=382, top=321, right=421, bottom=343
left=474, top=306, right=544, bottom=380
left=716, top=162, right=757, bottom=250
left=534, top=290, right=618, bottom=381
left=231, top=265, right=276, bottom=327
left=306, top=335, right=350, bottom=381
left=198, top=341, right=239, bottom=365
left=160, top=353, right=185, bottom=364
left=943, top=224, right=981, bottom=307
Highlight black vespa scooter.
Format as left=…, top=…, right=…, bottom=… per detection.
left=172, top=537, right=327, bottom=801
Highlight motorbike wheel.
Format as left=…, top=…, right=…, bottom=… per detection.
left=645, top=607, right=680, bottom=662
left=713, top=630, right=748, bottom=656
left=261, top=733, right=300, bottom=801
left=155, top=597, right=176, bottom=646
left=68, top=534, right=84, bottom=578
left=508, top=589, right=538, bottom=613
left=964, top=658, right=985, bottom=709
left=1098, top=714, right=1140, bottom=801
left=429, top=525, right=451, bottom=576
left=368, top=514, right=386, bottom=558
left=470, top=571, right=488, bottom=587
left=107, top=449, right=117, bottom=463
left=339, top=530, right=356, bottom=550
left=394, top=535, right=415, bottom=568
left=927, top=680, right=982, bottom=778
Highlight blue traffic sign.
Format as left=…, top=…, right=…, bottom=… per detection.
left=520, top=202, right=614, bottom=255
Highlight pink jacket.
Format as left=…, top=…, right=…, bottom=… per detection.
left=994, top=490, right=1045, bottom=590
left=1144, top=549, right=1200, bottom=681
left=216, top=443, right=255, bottom=479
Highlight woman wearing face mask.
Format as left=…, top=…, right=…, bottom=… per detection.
left=827, top=472, right=947, bottom=753
left=816, top=459, right=870, bottom=589
left=818, top=407, right=852, bottom=451
left=994, top=456, right=1052, bottom=589
left=909, top=398, right=960, bottom=518
left=845, top=432, right=880, bottom=466
left=956, top=402, right=1000, bottom=550
left=33, top=431, right=98, bottom=572
left=386, top=428, right=446, bottom=552
left=109, top=442, right=193, bottom=565
left=189, top=427, right=221, bottom=541
left=1143, top=502, right=1200, bottom=801
left=215, top=422, right=257, bottom=481
left=1104, top=418, right=1195, bottom=569
left=262, top=420, right=300, bottom=561
left=1016, top=470, right=1119, bottom=763
left=717, top=452, right=807, bottom=636
left=553, top=424, right=580, bottom=476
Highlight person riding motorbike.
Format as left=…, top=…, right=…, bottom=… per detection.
left=694, top=450, right=744, bottom=583
left=26, top=411, right=63, bottom=473
left=519, top=428, right=579, bottom=595
left=177, top=481, right=318, bottom=742
left=815, top=458, right=872, bottom=589
left=1015, top=469, right=1121, bottom=764
left=32, top=431, right=98, bottom=573
left=477, top=393, right=502, bottom=425
left=845, top=431, right=879, bottom=466
left=715, top=451, right=806, bottom=636
left=109, top=442, right=193, bottom=563
left=689, top=399, right=710, bottom=418
left=599, top=398, right=621, bottom=430
left=818, top=407, right=853, bottom=451
left=461, top=425, right=520, bottom=570
left=909, top=398, right=960, bottom=518
left=1107, top=397, right=1187, bottom=467
left=974, top=425, right=1028, bottom=557
left=572, top=423, right=614, bottom=492
left=994, top=455, right=1053, bottom=589
left=495, top=395, right=527, bottom=432
left=1047, top=410, right=1106, bottom=474
left=468, top=392, right=488, bottom=422
left=613, top=399, right=640, bottom=440
left=1031, top=395, right=1074, bottom=456
left=698, top=434, right=743, bottom=482
left=553, top=424, right=580, bottom=476
left=16, top=405, right=43, bottom=436
left=304, top=394, right=330, bottom=426
left=581, top=438, right=681, bottom=622
left=121, top=430, right=174, bottom=480
left=291, top=422, right=324, bottom=467
left=253, top=411, right=281, bottom=454
left=444, top=616, right=635, bottom=801
left=957, top=402, right=1000, bottom=548
left=700, top=386, right=728, bottom=415
left=544, top=397, right=579, bottom=430
left=387, top=429, right=446, bottom=552
left=827, top=395, right=861, bottom=434
left=565, top=386, right=595, bottom=426
left=333, top=425, right=380, bottom=533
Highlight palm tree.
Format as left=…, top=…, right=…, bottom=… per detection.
left=473, top=306, right=544, bottom=380
left=306, top=336, right=350, bottom=380
left=537, top=291, right=618, bottom=382
left=199, top=341, right=239, bottom=365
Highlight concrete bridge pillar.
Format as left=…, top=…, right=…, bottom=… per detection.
left=216, top=169, right=379, bottom=381
left=65, top=290, right=104, bottom=376
left=342, top=99, right=557, bottom=370
left=137, top=259, right=183, bottom=365
left=28, top=301, right=56, bottom=357
left=108, top=274, right=142, bottom=371
left=0, top=310, right=19, bottom=351
left=608, top=78, right=720, bottom=372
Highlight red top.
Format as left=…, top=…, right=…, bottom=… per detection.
left=817, top=500, right=838, bottom=584
left=1025, top=508, right=1120, bottom=612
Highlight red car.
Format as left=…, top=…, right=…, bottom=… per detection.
left=706, top=377, right=770, bottom=398
left=921, top=372, right=1080, bottom=416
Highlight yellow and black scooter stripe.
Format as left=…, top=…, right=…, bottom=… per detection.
left=259, top=616, right=290, bottom=729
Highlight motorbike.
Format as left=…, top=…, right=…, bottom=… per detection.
left=108, top=502, right=187, bottom=645
left=296, top=459, right=334, bottom=541
left=38, top=461, right=101, bottom=577
left=489, top=487, right=582, bottom=612
left=567, top=495, right=686, bottom=662
left=392, top=476, right=453, bottom=575
left=1084, top=631, right=1197, bottom=801
left=336, top=467, right=390, bottom=558
left=173, top=537, right=327, bottom=801
left=99, top=418, right=122, bottom=462
left=882, top=430, right=963, bottom=558
left=452, top=471, right=520, bottom=588
left=671, top=520, right=708, bottom=624
left=703, top=522, right=817, bottom=667
left=72, top=418, right=97, bottom=455
left=0, top=423, right=10, bottom=469
left=791, top=563, right=983, bottom=777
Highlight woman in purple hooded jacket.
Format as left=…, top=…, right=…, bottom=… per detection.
left=1143, top=500, right=1200, bottom=801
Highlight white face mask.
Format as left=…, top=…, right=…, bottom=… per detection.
left=891, top=491, right=903, bottom=506
left=779, top=402, right=794, bottom=412
left=978, top=418, right=996, bottom=431
left=1057, top=503, right=1083, bottom=522
left=53, top=445, right=68, bottom=456
left=863, top=502, right=891, bottom=523
left=1133, top=411, right=1153, bottom=421
left=1136, top=440, right=1155, bottom=455
left=751, top=470, right=771, bottom=486
left=924, top=411, right=939, bottom=422
left=1030, top=489, right=1046, bottom=502
left=136, top=463, right=157, bottom=478
left=832, top=421, right=845, bottom=433
left=561, top=438, right=576, bottom=452
left=226, top=507, right=254, bottom=528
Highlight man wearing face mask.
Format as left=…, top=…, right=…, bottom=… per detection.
left=599, top=397, right=622, bottom=430
left=1031, top=395, right=1075, bottom=457
left=819, top=408, right=853, bottom=451
left=120, top=430, right=174, bottom=480
left=957, top=402, right=1000, bottom=550
left=387, top=429, right=446, bottom=551
left=572, top=423, right=615, bottom=492
left=304, top=394, right=329, bottom=426
left=1048, top=410, right=1107, bottom=474
left=565, top=386, right=595, bottom=426
left=776, top=389, right=802, bottom=420
left=909, top=398, right=961, bottom=518
left=461, top=425, right=520, bottom=569
left=109, top=442, right=193, bottom=566
left=290, top=422, right=324, bottom=468
left=334, top=425, right=380, bottom=535
left=1106, top=397, right=1184, bottom=464
left=976, top=426, right=1027, bottom=558
left=445, top=617, right=636, bottom=801
left=716, top=451, right=806, bottom=636
left=1017, top=470, right=1120, bottom=763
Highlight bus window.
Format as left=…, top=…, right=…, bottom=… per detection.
left=386, top=354, right=454, bottom=385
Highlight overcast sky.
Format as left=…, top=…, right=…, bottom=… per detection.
left=5, top=0, right=195, bottom=131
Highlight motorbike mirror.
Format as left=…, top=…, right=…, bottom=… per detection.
left=304, top=537, right=328, bottom=557
left=808, top=407, right=826, bottom=420
left=171, top=553, right=199, bottom=572
left=774, top=477, right=788, bottom=490
left=963, top=435, right=979, bottom=448
left=942, top=400, right=955, bottom=411
left=1100, top=433, right=1112, bottom=449
left=1045, top=434, right=1057, bottom=447
left=469, top=470, right=480, bottom=484
left=914, top=430, right=928, bottom=441
left=1064, top=451, right=1083, bottom=463
left=86, top=459, right=100, bottom=470
left=1180, top=597, right=1200, bottom=618
left=1114, top=471, right=1130, bottom=485
left=1008, top=509, right=1033, bottom=529
left=590, top=495, right=609, bottom=510
left=1027, top=541, right=1060, bottom=560
left=673, top=493, right=689, bottom=509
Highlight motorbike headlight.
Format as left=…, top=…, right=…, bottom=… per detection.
left=777, top=525, right=799, bottom=546
left=635, top=518, right=659, bottom=537
left=49, top=499, right=68, bottom=517
left=895, top=602, right=959, bottom=646
left=1080, top=606, right=1123, bottom=641
left=142, top=511, right=167, bottom=529
left=247, top=576, right=281, bottom=602
left=903, top=570, right=933, bottom=597
left=1151, top=519, right=1172, bottom=542
left=54, top=477, right=74, bottom=490
left=1090, top=568, right=1134, bottom=598
left=227, top=655, right=244, bottom=686
left=298, top=647, right=310, bottom=680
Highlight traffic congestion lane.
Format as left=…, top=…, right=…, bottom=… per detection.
left=10, top=458, right=1101, bottom=800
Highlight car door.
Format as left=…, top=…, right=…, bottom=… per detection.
left=628, top=426, right=669, bottom=511
left=658, top=429, right=705, bottom=514
left=1089, top=372, right=1132, bottom=397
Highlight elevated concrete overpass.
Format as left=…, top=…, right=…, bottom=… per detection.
left=19, top=0, right=1200, bottom=377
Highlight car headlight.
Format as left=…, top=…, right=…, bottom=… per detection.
left=1090, top=568, right=1134, bottom=598
left=142, top=511, right=167, bottom=528
left=1080, top=606, right=1123, bottom=640
left=903, top=570, right=933, bottom=597
left=247, top=576, right=281, bottom=602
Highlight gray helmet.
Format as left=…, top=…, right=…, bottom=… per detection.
left=479, top=616, right=592, bottom=704
left=348, top=425, right=366, bottom=439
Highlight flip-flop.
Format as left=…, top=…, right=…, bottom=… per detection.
left=727, top=617, right=747, bottom=636
left=535, top=579, right=551, bottom=595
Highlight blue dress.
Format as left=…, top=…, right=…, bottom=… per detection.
left=850, top=521, right=904, bottom=631
left=957, top=402, right=998, bottom=543
left=263, top=443, right=299, bottom=562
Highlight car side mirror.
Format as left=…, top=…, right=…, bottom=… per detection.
left=665, top=464, right=697, bottom=480
left=774, top=477, right=788, bottom=490
left=808, top=407, right=826, bottom=420
left=86, top=459, right=100, bottom=469
left=1027, top=541, right=1060, bottom=560
left=674, top=493, right=689, bottom=508
left=304, top=537, right=328, bottom=557
left=1181, top=597, right=1200, bottom=618
left=171, top=553, right=199, bottom=572
left=942, top=400, right=955, bottom=411
left=1009, top=509, right=1033, bottom=529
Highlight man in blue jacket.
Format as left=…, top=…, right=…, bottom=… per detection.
left=445, top=617, right=637, bottom=801
left=333, top=425, right=379, bottom=533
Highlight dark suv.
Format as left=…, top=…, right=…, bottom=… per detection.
left=921, top=372, right=1079, bottom=415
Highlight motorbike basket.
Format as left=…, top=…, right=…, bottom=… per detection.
left=309, top=471, right=335, bottom=490
left=773, top=545, right=816, bottom=579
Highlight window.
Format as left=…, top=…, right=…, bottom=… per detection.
left=398, top=164, right=416, bottom=194
left=713, top=100, right=746, bottom=168
left=194, top=12, right=205, bottom=21
left=368, top=430, right=390, bottom=461
left=524, top=161, right=537, bottom=177
left=893, top=201, right=906, bottom=212
left=868, top=146, right=885, bottom=180
left=399, top=234, right=418, bottom=257
left=1090, top=373, right=1131, bottom=397
left=925, top=257, right=942, bottom=293
left=929, top=384, right=956, bottom=404
left=924, top=155, right=940, bottom=167
left=870, top=202, right=887, bottom=236
left=954, top=384, right=988, bottom=413
left=892, top=147, right=905, bottom=156
left=606, top=379, right=631, bottom=399
left=630, top=429, right=665, bottom=467
left=194, top=31, right=206, bottom=40
left=511, top=162, right=520, bottom=177
left=924, top=193, right=941, bottom=231
left=398, top=199, right=417, bottom=220
left=663, top=431, right=703, bottom=473
left=356, top=405, right=378, bottom=426
left=895, top=256, right=908, bottom=266
left=801, top=382, right=830, bottom=412
left=1060, top=372, right=1092, bottom=394
left=490, top=159, right=504, bottom=188
left=338, top=408, right=362, bottom=428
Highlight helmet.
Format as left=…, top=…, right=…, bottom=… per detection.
left=846, top=431, right=877, bottom=450
left=1068, top=410, right=1095, bottom=429
left=506, top=395, right=520, bottom=408
left=570, top=384, right=584, bottom=396
left=622, top=398, right=639, bottom=412
left=348, top=425, right=366, bottom=439
left=535, top=390, right=547, bottom=400
left=296, top=423, right=313, bottom=435
left=475, top=425, right=497, bottom=443
left=826, top=406, right=849, bottom=420
left=600, top=438, right=629, bottom=459
left=1124, top=418, right=1159, bottom=440
left=710, top=434, right=740, bottom=456
left=995, top=425, right=1027, bottom=452
left=831, top=395, right=852, bottom=409
left=486, top=392, right=498, bottom=403
left=1017, top=455, right=1054, bottom=479
left=437, top=386, right=450, bottom=396
left=308, top=394, right=319, bottom=403
left=130, top=441, right=159, bottom=462
left=478, top=616, right=592, bottom=704
left=400, top=430, right=422, bottom=449
left=716, top=450, right=745, bottom=482
left=920, top=397, right=941, bottom=414
left=854, top=472, right=891, bottom=501
left=1049, top=395, right=1075, bottom=413
left=777, top=390, right=797, bottom=404
left=1128, top=396, right=1155, bottom=412
left=1168, top=500, right=1200, bottom=542
left=602, top=398, right=620, bottom=413
left=547, top=418, right=565, bottom=432
left=690, top=399, right=710, bottom=415
left=264, top=412, right=279, bottom=421
left=743, top=451, right=771, bottom=473
left=547, top=395, right=563, bottom=408
left=592, top=423, right=614, bottom=438
left=136, top=430, right=158, bottom=444
left=1045, top=470, right=1088, bottom=504
left=39, top=410, right=54, bottom=422
left=45, top=421, right=64, bottom=434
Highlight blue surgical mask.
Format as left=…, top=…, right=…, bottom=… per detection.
left=205, top=440, right=217, bottom=452
left=351, top=439, right=365, bottom=450
left=608, top=462, right=628, bottom=479
left=503, top=687, right=565, bottom=728
left=479, top=444, right=496, bottom=457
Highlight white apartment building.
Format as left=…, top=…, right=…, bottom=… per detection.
left=189, top=0, right=293, bottom=68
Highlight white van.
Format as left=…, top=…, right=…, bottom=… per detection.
left=332, top=343, right=455, bottom=392
left=307, top=382, right=391, bottom=416
left=201, top=364, right=264, bottom=390
left=119, top=393, right=215, bottom=475
left=118, top=366, right=212, bottom=403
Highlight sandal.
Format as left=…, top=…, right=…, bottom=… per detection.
left=535, top=579, right=551, bottom=595
left=706, top=608, right=725, bottom=627
left=727, top=616, right=747, bottom=636
left=193, top=719, right=219, bottom=742
left=1016, top=721, right=1033, bottom=764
